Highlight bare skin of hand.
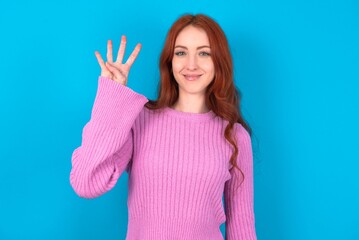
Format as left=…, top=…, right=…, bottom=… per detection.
left=94, top=35, right=142, bottom=86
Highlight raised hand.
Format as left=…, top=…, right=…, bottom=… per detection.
left=94, top=35, right=142, bottom=86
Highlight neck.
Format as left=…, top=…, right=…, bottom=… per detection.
left=171, top=95, right=209, bottom=113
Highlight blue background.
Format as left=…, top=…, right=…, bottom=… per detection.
left=1, top=0, right=358, bottom=239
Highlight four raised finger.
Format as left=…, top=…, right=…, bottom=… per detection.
left=95, top=36, right=141, bottom=79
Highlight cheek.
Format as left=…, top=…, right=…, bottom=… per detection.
left=171, top=60, right=183, bottom=74
left=203, top=61, right=215, bottom=75
left=207, top=65, right=215, bottom=82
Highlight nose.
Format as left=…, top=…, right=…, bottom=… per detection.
left=185, top=54, right=198, bottom=70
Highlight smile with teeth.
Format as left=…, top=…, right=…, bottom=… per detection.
left=183, top=74, right=202, bottom=81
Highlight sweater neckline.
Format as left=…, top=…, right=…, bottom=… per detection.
left=162, top=106, right=216, bottom=122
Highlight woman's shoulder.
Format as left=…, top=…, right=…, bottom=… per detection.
left=132, top=105, right=164, bottom=128
left=219, top=118, right=250, bottom=136
left=233, top=122, right=251, bottom=144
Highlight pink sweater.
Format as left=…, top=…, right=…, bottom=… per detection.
left=70, top=76, right=257, bottom=240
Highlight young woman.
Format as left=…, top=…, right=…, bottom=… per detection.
left=70, top=14, right=257, bottom=240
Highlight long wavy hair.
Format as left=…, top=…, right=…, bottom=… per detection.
left=145, top=14, right=252, bottom=189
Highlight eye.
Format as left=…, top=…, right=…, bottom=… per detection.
left=199, top=51, right=211, bottom=56
left=174, top=51, right=186, bottom=56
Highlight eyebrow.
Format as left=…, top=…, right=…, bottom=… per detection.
left=174, top=45, right=211, bottom=50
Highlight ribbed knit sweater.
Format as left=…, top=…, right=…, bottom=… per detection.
left=69, top=76, right=257, bottom=240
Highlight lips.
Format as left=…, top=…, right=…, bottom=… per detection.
left=183, top=74, right=202, bottom=81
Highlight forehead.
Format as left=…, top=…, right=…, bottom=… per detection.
left=175, top=25, right=210, bottom=46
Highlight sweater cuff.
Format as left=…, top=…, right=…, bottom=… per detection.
left=90, top=76, right=149, bottom=128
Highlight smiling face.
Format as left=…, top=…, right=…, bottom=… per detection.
left=171, top=25, right=215, bottom=97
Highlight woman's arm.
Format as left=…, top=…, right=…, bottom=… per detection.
left=69, top=76, right=148, bottom=198
left=224, top=123, right=257, bottom=240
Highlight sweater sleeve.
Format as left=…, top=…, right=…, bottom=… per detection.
left=69, top=76, right=148, bottom=199
left=224, top=123, right=257, bottom=240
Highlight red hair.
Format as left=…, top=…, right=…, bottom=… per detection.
left=145, top=14, right=252, bottom=189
